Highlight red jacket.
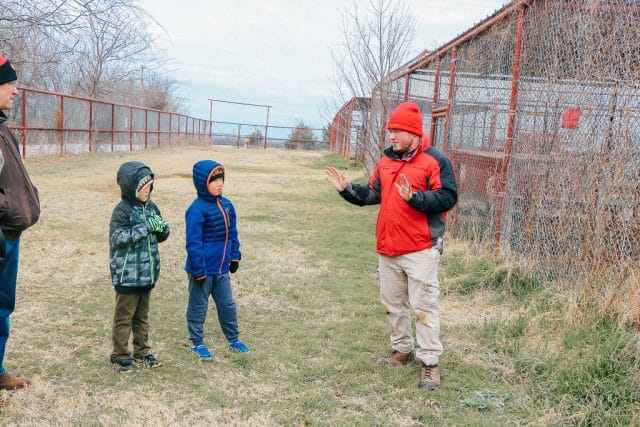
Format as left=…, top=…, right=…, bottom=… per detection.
left=339, top=136, right=457, bottom=256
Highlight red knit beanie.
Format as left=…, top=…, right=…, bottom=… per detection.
left=0, top=56, right=17, bottom=85
left=386, top=102, right=423, bottom=137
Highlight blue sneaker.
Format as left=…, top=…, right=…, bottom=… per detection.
left=191, top=344, right=213, bottom=361
left=228, top=340, right=250, bottom=353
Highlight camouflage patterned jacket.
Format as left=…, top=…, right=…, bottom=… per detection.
left=109, top=161, right=170, bottom=292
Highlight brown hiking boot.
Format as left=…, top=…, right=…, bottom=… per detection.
left=419, top=363, right=440, bottom=390
left=0, top=372, right=30, bottom=390
left=377, top=349, right=415, bottom=365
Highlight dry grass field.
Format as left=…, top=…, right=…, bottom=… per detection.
left=0, top=146, right=638, bottom=425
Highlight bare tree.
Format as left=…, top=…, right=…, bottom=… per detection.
left=327, top=0, right=416, bottom=160
left=0, top=0, right=87, bottom=87
left=69, top=0, right=155, bottom=98
left=118, top=70, right=182, bottom=111
left=328, top=0, right=416, bottom=108
left=0, top=0, right=107, bottom=61
left=0, top=0, right=92, bottom=37
left=1, top=0, right=172, bottom=104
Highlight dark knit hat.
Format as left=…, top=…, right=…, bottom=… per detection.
left=386, top=102, right=423, bottom=137
left=0, top=56, right=18, bottom=85
left=209, top=165, right=225, bottom=182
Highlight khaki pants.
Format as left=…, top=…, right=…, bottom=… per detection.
left=378, top=248, right=442, bottom=366
left=111, top=291, right=151, bottom=359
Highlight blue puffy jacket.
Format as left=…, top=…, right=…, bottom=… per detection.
left=184, top=160, right=241, bottom=277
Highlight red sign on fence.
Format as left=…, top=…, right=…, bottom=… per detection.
left=562, top=107, right=581, bottom=129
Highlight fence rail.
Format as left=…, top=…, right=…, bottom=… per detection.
left=332, top=0, right=640, bottom=283
left=210, top=120, right=329, bottom=150
left=8, top=87, right=212, bottom=158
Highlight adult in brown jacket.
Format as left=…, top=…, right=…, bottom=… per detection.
left=0, top=55, right=40, bottom=390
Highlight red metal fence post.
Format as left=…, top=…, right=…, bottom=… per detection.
left=336, top=114, right=342, bottom=156
left=329, top=118, right=337, bottom=152
left=111, top=104, right=115, bottom=152
left=59, top=95, right=65, bottom=155
left=144, top=110, right=148, bottom=150
left=430, top=61, right=441, bottom=142
left=404, top=75, right=410, bottom=100
left=442, top=48, right=458, bottom=154
left=129, top=107, right=133, bottom=151
left=346, top=99, right=355, bottom=160
left=495, top=5, right=527, bottom=246
left=21, top=88, right=27, bottom=158
left=88, top=100, right=93, bottom=152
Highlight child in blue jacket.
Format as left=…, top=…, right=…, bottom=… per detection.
left=185, top=160, right=249, bottom=360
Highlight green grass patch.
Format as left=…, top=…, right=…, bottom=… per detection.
left=312, top=152, right=364, bottom=170
left=554, top=330, right=640, bottom=425
left=443, top=249, right=541, bottom=300
left=5, top=146, right=639, bottom=425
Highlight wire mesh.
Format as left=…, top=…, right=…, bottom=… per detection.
left=362, top=0, right=640, bottom=284
left=329, top=98, right=370, bottom=163
left=507, top=0, right=640, bottom=281
left=211, top=120, right=328, bottom=150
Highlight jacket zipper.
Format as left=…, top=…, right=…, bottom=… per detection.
left=216, top=198, right=230, bottom=274
left=119, top=249, right=130, bottom=283
left=143, top=205, right=155, bottom=284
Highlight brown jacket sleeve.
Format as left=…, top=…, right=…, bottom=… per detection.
left=0, top=117, right=40, bottom=239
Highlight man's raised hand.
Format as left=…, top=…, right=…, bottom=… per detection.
left=325, top=167, right=348, bottom=192
left=395, top=174, right=413, bottom=201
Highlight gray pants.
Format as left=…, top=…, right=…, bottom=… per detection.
left=111, top=291, right=151, bottom=359
left=378, top=248, right=442, bottom=366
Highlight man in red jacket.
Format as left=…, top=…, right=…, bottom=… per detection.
left=326, top=102, right=457, bottom=390
left=0, top=55, right=40, bottom=390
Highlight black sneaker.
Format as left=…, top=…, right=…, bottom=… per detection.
left=110, top=357, right=134, bottom=374
left=135, top=354, right=162, bottom=368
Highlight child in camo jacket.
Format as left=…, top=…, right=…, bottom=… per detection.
left=109, top=161, right=170, bottom=373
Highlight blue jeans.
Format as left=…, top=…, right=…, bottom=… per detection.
left=0, top=239, right=20, bottom=375
left=186, top=273, right=239, bottom=346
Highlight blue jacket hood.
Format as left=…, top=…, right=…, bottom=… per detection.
left=192, top=160, right=223, bottom=202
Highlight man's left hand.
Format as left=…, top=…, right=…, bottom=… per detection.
left=395, top=174, right=413, bottom=201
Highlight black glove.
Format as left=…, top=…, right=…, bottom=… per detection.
left=229, top=261, right=239, bottom=274
left=0, top=228, right=5, bottom=277
left=194, top=276, right=206, bottom=286
left=0, top=228, right=5, bottom=264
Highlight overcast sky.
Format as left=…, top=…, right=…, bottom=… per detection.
left=139, top=0, right=508, bottom=133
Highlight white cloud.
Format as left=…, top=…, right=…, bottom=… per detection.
left=140, top=0, right=508, bottom=128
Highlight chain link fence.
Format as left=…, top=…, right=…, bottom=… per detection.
left=8, top=87, right=212, bottom=158
left=330, top=98, right=370, bottom=162
left=355, top=0, right=640, bottom=285
left=211, top=120, right=328, bottom=150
